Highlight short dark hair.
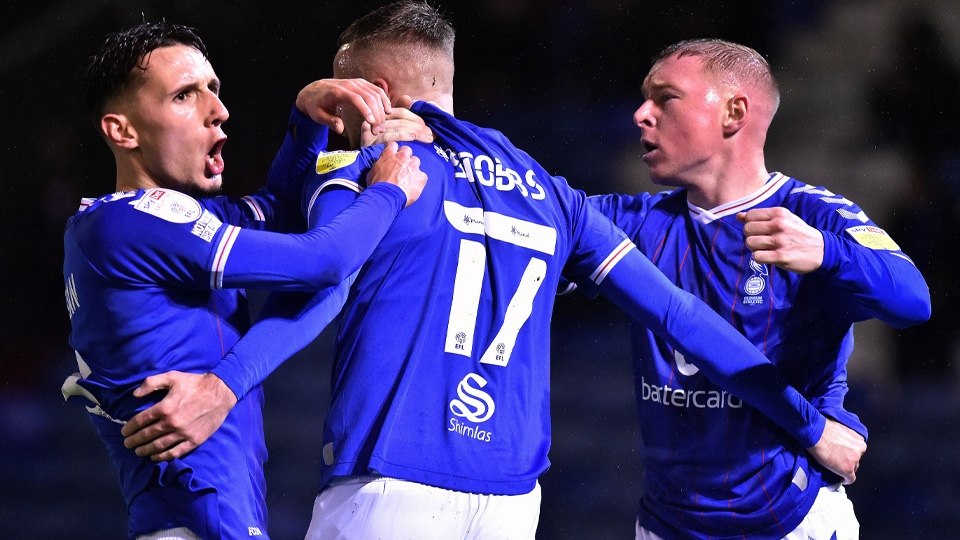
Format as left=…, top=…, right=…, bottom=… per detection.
left=337, top=0, right=454, bottom=56
left=80, top=21, right=208, bottom=118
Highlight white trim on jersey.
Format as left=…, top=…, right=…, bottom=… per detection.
left=589, top=239, right=635, bottom=285
left=210, top=225, right=241, bottom=290
left=306, top=179, right=363, bottom=223
left=79, top=198, right=96, bottom=212
left=688, top=172, right=789, bottom=223
left=241, top=196, right=266, bottom=221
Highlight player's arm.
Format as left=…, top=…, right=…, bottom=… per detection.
left=208, top=79, right=431, bottom=233
left=120, top=279, right=353, bottom=461
left=215, top=143, right=422, bottom=291
left=121, top=146, right=424, bottom=460
left=594, top=245, right=864, bottom=483
left=738, top=207, right=931, bottom=328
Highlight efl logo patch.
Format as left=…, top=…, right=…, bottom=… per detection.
left=845, top=225, right=900, bottom=251
left=315, top=151, right=359, bottom=174
left=132, top=189, right=201, bottom=223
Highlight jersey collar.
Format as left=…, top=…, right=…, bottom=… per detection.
left=687, top=173, right=787, bottom=224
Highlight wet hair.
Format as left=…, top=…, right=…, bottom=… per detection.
left=337, top=0, right=454, bottom=57
left=80, top=21, right=208, bottom=119
left=655, top=38, right=780, bottom=113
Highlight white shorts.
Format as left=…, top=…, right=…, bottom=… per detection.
left=304, top=476, right=541, bottom=540
left=783, top=484, right=859, bottom=540
left=135, top=527, right=202, bottom=540
left=635, top=483, right=859, bottom=540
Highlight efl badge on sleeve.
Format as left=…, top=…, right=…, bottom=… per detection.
left=315, top=151, right=360, bottom=174
left=132, top=189, right=202, bottom=223
left=845, top=225, right=901, bottom=251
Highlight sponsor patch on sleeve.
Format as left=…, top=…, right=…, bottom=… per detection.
left=132, top=189, right=202, bottom=223
left=315, top=151, right=360, bottom=174
left=845, top=225, right=900, bottom=251
left=190, top=210, right=224, bottom=242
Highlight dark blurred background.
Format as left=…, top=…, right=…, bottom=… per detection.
left=3, top=0, right=960, bottom=538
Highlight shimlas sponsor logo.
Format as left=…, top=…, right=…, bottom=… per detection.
left=449, top=373, right=495, bottom=422
left=448, top=150, right=547, bottom=200
left=640, top=377, right=743, bottom=409
left=448, top=418, right=492, bottom=442
left=449, top=373, right=495, bottom=443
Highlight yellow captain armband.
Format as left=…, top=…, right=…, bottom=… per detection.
left=315, top=150, right=360, bottom=174
left=844, top=225, right=901, bottom=251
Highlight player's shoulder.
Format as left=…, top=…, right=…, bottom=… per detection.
left=70, top=189, right=211, bottom=259
left=777, top=174, right=879, bottom=230
left=780, top=175, right=857, bottom=208
left=77, top=188, right=201, bottom=222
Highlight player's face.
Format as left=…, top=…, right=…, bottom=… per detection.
left=124, top=45, right=228, bottom=196
left=633, top=54, right=727, bottom=187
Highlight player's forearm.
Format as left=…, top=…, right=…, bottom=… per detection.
left=222, top=182, right=404, bottom=290
left=265, top=104, right=330, bottom=213
left=598, top=249, right=826, bottom=448
left=211, top=279, right=353, bottom=398
left=818, top=230, right=931, bottom=328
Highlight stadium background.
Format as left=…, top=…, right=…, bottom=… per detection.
left=2, top=0, right=959, bottom=538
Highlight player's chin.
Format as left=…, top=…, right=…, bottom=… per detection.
left=185, top=175, right=223, bottom=199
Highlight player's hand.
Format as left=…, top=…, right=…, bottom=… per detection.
left=806, top=418, right=867, bottom=484
left=120, top=371, right=238, bottom=462
left=360, top=107, right=434, bottom=147
left=296, top=78, right=392, bottom=135
left=737, top=207, right=824, bottom=274
left=367, top=142, right=427, bottom=207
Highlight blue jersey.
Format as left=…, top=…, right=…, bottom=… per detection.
left=300, top=103, right=831, bottom=497
left=591, top=173, right=930, bottom=539
left=61, top=108, right=407, bottom=539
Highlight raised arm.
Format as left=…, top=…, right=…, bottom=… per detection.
left=120, top=144, right=424, bottom=460
left=738, top=207, right=931, bottom=328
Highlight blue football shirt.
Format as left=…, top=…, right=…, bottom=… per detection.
left=591, top=173, right=929, bottom=539
left=301, top=104, right=832, bottom=497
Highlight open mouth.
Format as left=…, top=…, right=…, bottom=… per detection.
left=206, top=137, right=226, bottom=177
left=641, top=140, right=658, bottom=157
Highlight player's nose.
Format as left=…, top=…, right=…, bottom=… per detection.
left=633, top=100, right=654, bottom=128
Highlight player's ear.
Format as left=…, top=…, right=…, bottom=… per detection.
left=370, top=78, right=400, bottom=107
left=101, top=113, right=138, bottom=149
left=722, top=94, right=748, bottom=135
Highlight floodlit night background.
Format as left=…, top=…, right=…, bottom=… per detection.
left=2, top=1, right=959, bottom=538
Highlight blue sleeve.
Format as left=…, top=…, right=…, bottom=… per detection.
left=200, top=105, right=329, bottom=233
left=597, top=248, right=827, bottom=448
left=222, top=182, right=403, bottom=290
left=211, top=184, right=367, bottom=398
left=818, top=230, right=931, bottom=328
left=211, top=277, right=354, bottom=398
left=588, top=192, right=660, bottom=230
left=263, top=105, right=330, bottom=230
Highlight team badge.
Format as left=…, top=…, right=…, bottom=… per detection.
left=742, top=258, right=767, bottom=305
left=744, top=258, right=767, bottom=295
left=131, top=189, right=202, bottom=223
left=845, top=225, right=900, bottom=251
left=315, top=151, right=359, bottom=174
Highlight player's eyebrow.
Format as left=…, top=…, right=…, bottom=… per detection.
left=643, top=80, right=680, bottom=95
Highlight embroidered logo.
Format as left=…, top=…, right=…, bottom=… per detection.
left=743, top=258, right=767, bottom=305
